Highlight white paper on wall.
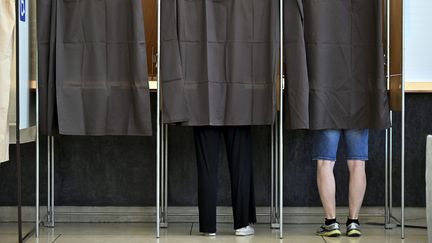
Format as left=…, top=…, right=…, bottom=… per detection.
left=405, top=0, right=432, bottom=83
left=17, top=0, right=32, bottom=129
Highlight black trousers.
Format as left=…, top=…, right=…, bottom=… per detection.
left=194, top=126, right=257, bottom=233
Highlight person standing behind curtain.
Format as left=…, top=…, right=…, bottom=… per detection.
left=194, top=126, right=256, bottom=236
left=284, top=0, right=390, bottom=237
left=161, top=0, right=279, bottom=236
left=313, top=129, right=368, bottom=237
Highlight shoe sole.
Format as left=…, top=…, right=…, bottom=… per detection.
left=317, top=230, right=341, bottom=237
left=347, top=229, right=362, bottom=237
left=235, top=232, right=254, bottom=236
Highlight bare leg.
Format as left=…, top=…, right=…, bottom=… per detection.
left=317, top=160, right=337, bottom=219
left=347, top=160, right=366, bottom=219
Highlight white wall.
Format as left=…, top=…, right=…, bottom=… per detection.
left=405, top=0, right=432, bottom=83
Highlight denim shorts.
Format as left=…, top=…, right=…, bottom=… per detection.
left=312, top=129, right=369, bottom=161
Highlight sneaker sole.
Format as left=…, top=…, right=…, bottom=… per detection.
left=317, top=230, right=341, bottom=237
left=235, top=232, right=254, bottom=236
left=347, top=230, right=362, bottom=237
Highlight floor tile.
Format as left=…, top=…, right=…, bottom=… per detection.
left=0, top=222, right=427, bottom=243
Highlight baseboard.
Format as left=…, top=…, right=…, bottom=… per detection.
left=0, top=206, right=425, bottom=224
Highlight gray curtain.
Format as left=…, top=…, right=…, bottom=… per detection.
left=161, top=0, right=279, bottom=126
left=284, top=0, right=390, bottom=130
left=38, top=0, right=152, bottom=136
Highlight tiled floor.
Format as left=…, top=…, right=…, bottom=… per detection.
left=0, top=221, right=427, bottom=243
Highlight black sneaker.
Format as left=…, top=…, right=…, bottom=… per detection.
left=346, top=222, right=362, bottom=237
left=316, top=222, right=341, bottom=237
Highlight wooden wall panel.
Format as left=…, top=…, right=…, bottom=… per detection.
left=390, top=0, right=403, bottom=76
left=142, top=0, right=157, bottom=78
left=389, top=0, right=403, bottom=111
